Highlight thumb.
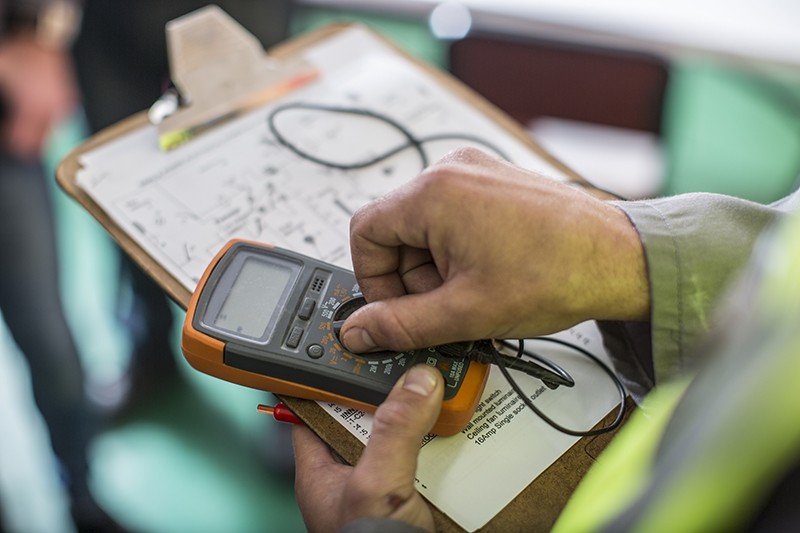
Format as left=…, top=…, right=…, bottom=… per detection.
left=340, top=286, right=478, bottom=353
left=362, top=364, right=444, bottom=465
left=343, top=365, right=443, bottom=522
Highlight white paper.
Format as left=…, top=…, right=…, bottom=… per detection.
left=77, top=27, right=567, bottom=289
left=76, top=27, right=613, bottom=531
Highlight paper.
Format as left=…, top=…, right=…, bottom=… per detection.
left=76, top=26, right=614, bottom=531
left=77, top=27, right=567, bottom=289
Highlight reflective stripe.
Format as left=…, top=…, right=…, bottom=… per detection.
left=552, top=379, right=689, bottom=533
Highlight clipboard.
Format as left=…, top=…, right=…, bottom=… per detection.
left=56, top=14, right=626, bottom=533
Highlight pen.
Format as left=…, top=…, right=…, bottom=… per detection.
left=257, top=402, right=304, bottom=425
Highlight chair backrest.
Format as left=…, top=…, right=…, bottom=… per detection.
left=449, top=33, right=670, bottom=135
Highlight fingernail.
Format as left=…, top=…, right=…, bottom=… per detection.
left=402, top=365, right=438, bottom=397
left=341, top=327, right=376, bottom=353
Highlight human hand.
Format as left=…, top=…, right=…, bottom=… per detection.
left=0, top=35, right=78, bottom=158
left=293, top=364, right=443, bottom=533
left=341, top=148, right=649, bottom=353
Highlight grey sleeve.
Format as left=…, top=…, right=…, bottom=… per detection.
left=599, top=190, right=798, bottom=398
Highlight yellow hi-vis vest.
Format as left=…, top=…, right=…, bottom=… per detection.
left=554, top=211, right=800, bottom=532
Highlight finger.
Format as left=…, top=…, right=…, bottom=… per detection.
left=354, top=246, right=442, bottom=305
left=348, top=151, right=514, bottom=300
left=340, top=281, right=482, bottom=352
left=344, top=365, right=443, bottom=516
left=365, top=364, right=444, bottom=468
left=399, top=259, right=442, bottom=295
left=349, top=187, right=438, bottom=302
left=391, top=246, right=443, bottom=295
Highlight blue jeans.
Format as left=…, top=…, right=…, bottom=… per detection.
left=0, top=150, right=92, bottom=498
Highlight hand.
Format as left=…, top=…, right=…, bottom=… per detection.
left=0, top=35, right=78, bottom=158
left=293, top=364, right=444, bottom=533
left=341, top=148, right=649, bottom=353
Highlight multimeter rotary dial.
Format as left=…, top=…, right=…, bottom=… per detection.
left=333, top=295, right=367, bottom=321
left=331, top=295, right=367, bottom=343
left=315, top=291, right=470, bottom=401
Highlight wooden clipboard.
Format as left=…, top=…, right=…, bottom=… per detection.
left=56, top=21, right=625, bottom=532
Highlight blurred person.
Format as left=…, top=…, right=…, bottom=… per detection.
left=71, top=0, right=294, bottom=408
left=70, top=1, right=300, bottom=489
left=1, top=2, right=294, bottom=529
left=294, top=148, right=800, bottom=531
left=0, top=0, right=119, bottom=529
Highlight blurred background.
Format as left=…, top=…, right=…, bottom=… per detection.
left=1, top=0, right=799, bottom=531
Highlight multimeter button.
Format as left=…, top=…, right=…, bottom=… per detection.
left=287, top=326, right=304, bottom=348
left=298, top=297, right=316, bottom=320
left=306, top=344, right=324, bottom=358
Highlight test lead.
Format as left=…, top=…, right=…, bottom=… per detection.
left=257, top=403, right=303, bottom=426
left=439, top=338, right=626, bottom=436
left=437, top=340, right=575, bottom=389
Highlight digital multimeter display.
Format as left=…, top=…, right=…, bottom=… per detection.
left=212, top=257, right=297, bottom=340
left=182, top=239, right=490, bottom=435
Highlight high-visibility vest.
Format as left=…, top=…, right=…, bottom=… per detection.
left=554, top=212, right=800, bottom=532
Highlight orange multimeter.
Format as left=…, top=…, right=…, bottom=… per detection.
left=181, top=239, right=490, bottom=436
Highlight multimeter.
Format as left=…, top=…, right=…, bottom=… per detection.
left=181, top=239, right=490, bottom=435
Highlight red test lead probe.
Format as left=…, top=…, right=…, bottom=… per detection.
left=257, top=403, right=303, bottom=425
